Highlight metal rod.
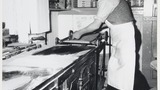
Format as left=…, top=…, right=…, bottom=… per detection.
left=102, top=44, right=106, bottom=76
left=95, top=49, right=99, bottom=90
left=109, top=29, right=111, bottom=58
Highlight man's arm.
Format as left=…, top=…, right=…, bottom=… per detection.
left=96, top=0, right=120, bottom=22
left=75, top=19, right=102, bottom=35
left=72, top=0, right=120, bottom=39
left=84, top=0, right=121, bottom=31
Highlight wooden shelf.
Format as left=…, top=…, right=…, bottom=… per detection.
left=131, top=7, right=144, bottom=15
left=58, top=8, right=97, bottom=15
left=49, top=8, right=71, bottom=11
left=54, top=7, right=143, bottom=15
left=144, top=16, right=157, bottom=21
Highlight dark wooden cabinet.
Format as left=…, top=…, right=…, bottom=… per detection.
left=32, top=44, right=106, bottom=90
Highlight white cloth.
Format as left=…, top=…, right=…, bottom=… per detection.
left=105, top=20, right=136, bottom=90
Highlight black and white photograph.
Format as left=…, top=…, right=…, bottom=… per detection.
left=1, top=0, right=158, bottom=90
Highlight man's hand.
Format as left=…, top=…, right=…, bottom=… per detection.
left=72, top=31, right=83, bottom=40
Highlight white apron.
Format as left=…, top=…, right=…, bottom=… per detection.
left=105, top=20, right=136, bottom=90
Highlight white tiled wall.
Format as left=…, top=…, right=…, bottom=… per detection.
left=58, top=15, right=73, bottom=39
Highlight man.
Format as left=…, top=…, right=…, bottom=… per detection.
left=72, top=0, right=150, bottom=90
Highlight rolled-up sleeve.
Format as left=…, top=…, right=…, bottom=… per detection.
left=95, top=0, right=120, bottom=23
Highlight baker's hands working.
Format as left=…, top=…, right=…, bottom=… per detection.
left=72, top=30, right=83, bottom=40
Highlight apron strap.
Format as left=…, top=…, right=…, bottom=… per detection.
left=105, top=20, right=113, bottom=28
